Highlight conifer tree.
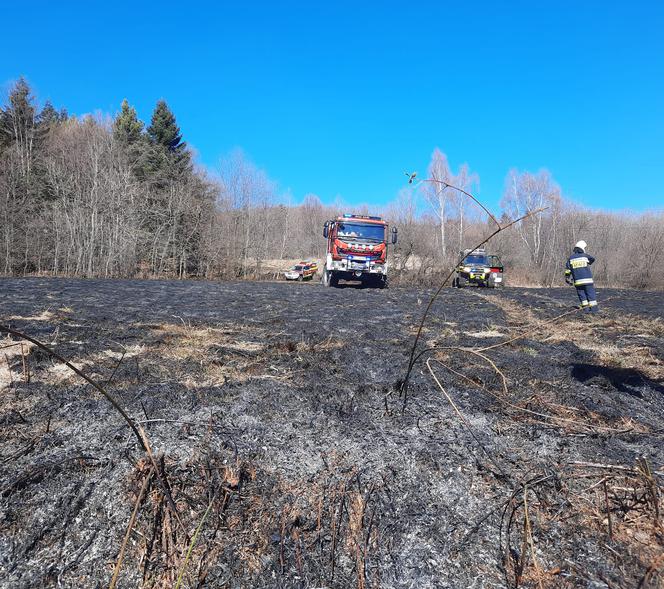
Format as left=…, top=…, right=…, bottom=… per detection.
left=0, top=77, right=38, bottom=180
left=147, top=100, right=182, bottom=150
left=146, top=99, right=191, bottom=176
left=36, top=101, right=67, bottom=146
left=112, top=99, right=148, bottom=177
left=0, top=77, right=37, bottom=156
left=38, top=100, right=67, bottom=128
left=113, top=99, right=144, bottom=145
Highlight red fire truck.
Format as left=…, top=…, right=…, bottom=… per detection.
left=321, top=214, right=397, bottom=288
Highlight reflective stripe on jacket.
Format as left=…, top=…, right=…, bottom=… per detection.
left=566, top=250, right=595, bottom=286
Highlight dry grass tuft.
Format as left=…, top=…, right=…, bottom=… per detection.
left=119, top=451, right=382, bottom=588
left=482, top=294, right=663, bottom=382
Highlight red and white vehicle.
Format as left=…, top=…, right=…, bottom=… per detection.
left=322, top=214, right=397, bottom=288
left=284, top=263, right=316, bottom=281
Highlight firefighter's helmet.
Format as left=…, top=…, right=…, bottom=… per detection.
left=575, top=240, right=587, bottom=251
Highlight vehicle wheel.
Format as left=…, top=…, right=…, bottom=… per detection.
left=330, top=274, right=339, bottom=287
left=379, top=276, right=389, bottom=289
left=457, top=277, right=468, bottom=288
left=298, top=275, right=303, bottom=282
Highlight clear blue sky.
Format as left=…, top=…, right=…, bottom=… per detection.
left=2, top=1, right=663, bottom=212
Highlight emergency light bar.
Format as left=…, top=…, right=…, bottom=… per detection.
left=341, top=214, right=383, bottom=221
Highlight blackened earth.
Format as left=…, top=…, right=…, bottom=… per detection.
left=0, top=278, right=663, bottom=588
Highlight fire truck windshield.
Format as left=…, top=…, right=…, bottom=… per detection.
left=337, top=222, right=385, bottom=242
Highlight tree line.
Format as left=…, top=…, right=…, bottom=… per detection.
left=1, top=79, right=662, bottom=288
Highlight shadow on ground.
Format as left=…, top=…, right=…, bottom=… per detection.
left=572, top=362, right=664, bottom=398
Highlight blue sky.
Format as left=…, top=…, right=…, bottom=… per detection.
left=2, top=0, right=663, bottom=212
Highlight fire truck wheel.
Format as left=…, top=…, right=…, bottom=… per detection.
left=297, top=275, right=303, bottom=282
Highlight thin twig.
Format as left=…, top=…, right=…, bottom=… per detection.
left=109, top=467, right=154, bottom=589
left=0, top=324, right=185, bottom=533
left=522, top=486, right=544, bottom=589
left=401, top=202, right=548, bottom=407
left=430, top=348, right=628, bottom=434
left=0, top=324, right=145, bottom=446
left=174, top=499, right=215, bottom=589
left=21, top=343, right=30, bottom=383
left=426, top=357, right=509, bottom=478
left=105, top=350, right=126, bottom=386
left=568, top=461, right=645, bottom=475
left=0, top=342, right=24, bottom=351
left=419, top=176, right=501, bottom=228
left=476, top=308, right=580, bottom=352
left=603, top=480, right=613, bottom=540
left=136, top=418, right=233, bottom=432
left=4, top=353, right=13, bottom=387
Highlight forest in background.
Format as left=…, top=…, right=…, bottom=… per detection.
left=1, top=78, right=663, bottom=288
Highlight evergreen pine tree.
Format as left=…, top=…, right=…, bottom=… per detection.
left=147, top=100, right=182, bottom=150
left=33, top=101, right=67, bottom=202
left=0, top=77, right=39, bottom=187
left=113, top=99, right=144, bottom=145
left=145, top=99, right=191, bottom=176
left=0, top=77, right=37, bottom=153
left=112, top=99, right=149, bottom=178
left=36, top=100, right=67, bottom=140
left=37, top=101, right=59, bottom=127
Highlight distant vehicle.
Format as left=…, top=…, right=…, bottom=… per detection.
left=300, top=260, right=319, bottom=274
left=284, top=263, right=316, bottom=281
left=321, top=213, right=397, bottom=288
left=453, top=248, right=504, bottom=288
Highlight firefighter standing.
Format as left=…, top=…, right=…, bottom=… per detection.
left=565, top=240, right=598, bottom=313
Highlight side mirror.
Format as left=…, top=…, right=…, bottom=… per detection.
left=391, top=227, right=398, bottom=245
left=323, top=221, right=329, bottom=239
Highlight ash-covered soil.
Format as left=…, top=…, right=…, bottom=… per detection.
left=0, top=278, right=663, bottom=589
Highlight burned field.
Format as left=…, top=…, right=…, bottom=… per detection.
left=0, top=278, right=663, bottom=589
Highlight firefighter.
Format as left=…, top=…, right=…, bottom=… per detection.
left=565, top=240, right=598, bottom=313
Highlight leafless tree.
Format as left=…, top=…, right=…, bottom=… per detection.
left=421, top=148, right=452, bottom=260
left=1, top=81, right=662, bottom=289
left=500, top=169, right=562, bottom=284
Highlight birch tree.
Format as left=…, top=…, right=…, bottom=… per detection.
left=500, top=169, right=562, bottom=283
left=421, top=148, right=452, bottom=259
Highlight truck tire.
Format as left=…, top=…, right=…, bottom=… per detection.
left=457, top=276, right=468, bottom=288
left=380, top=276, right=389, bottom=289
left=297, top=275, right=303, bottom=282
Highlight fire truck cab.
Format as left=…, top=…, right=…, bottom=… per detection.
left=322, top=214, right=397, bottom=288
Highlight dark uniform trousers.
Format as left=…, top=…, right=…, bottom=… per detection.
left=565, top=251, right=598, bottom=313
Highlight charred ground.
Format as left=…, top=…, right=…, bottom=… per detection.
left=0, top=278, right=663, bottom=588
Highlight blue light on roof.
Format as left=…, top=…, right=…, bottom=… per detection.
left=341, top=213, right=383, bottom=221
